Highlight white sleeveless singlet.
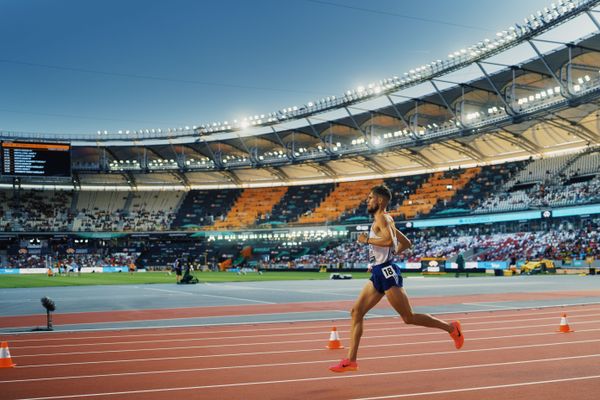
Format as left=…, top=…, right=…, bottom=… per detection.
left=368, top=215, right=398, bottom=267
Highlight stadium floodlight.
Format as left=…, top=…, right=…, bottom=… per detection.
left=177, top=1, right=600, bottom=136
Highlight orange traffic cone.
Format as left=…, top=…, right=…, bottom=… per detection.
left=327, top=327, right=344, bottom=349
left=557, top=313, right=574, bottom=333
left=0, top=342, right=16, bottom=368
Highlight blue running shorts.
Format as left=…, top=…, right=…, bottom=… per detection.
left=370, top=261, right=403, bottom=293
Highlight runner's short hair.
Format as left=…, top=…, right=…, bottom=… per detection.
left=371, top=184, right=392, bottom=202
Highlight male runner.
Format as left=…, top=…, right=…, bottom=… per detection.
left=329, top=184, right=464, bottom=373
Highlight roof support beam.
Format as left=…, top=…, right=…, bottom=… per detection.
left=314, top=162, right=337, bottom=178
left=123, top=171, right=136, bottom=189
left=540, top=118, right=596, bottom=143
left=181, top=143, right=208, bottom=160
left=270, top=126, right=293, bottom=162
left=390, top=93, right=445, bottom=108
left=439, top=140, right=485, bottom=162
left=267, top=166, right=289, bottom=182
left=357, top=154, right=387, bottom=175
left=430, top=80, right=462, bottom=125
left=479, top=61, right=552, bottom=79
left=476, top=62, right=516, bottom=115
left=305, top=117, right=333, bottom=156
left=385, top=95, right=419, bottom=140
left=396, top=148, right=434, bottom=168
left=171, top=171, right=190, bottom=188
left=498, top=127, right=542, bottom=154
left=198, top=138, right=221, bottom=168
left=221, top=170, right=241, bottom=185
left=236, top=134, right=256, bottom=164
left=433, top=78, right=498, bottom=96
left=586, top=10, right=600, bottom=30
left=545, top=113, right=600, bottom=142
left=344, top=107, right=372, bottom=147
left=527, top=40, right=571, bottom=98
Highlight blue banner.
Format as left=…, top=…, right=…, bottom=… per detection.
left=411, top=211, right=541, bottom=228
left=102, top=266, right=128, bottom=273
left=477, top=261, right=509, bottom=270
left=552, top=204, right=600, bottom=217
left=0, top=268, right=20, bottom=274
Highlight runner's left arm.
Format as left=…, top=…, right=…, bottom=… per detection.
left=393, top=228, right=412, bottom=254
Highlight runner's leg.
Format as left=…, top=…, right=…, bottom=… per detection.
left=348, top=281, right=384, bottom=361
left=385, top=286, right=452, bottom=332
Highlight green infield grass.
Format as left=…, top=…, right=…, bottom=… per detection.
left=0, top=269, right=478, bottom=288
left=0, top=271, right=381, bottom=288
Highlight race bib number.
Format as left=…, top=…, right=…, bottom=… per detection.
left=382, top=266, right=396, bottom=279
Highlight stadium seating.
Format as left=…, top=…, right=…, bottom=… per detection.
left=389, top=168, right=480, bottom=219
left=429, top=161, right=528, bottom=216
left=0, top=152, right=599, bottom=234
left=563, top=151, right=600, bottom=178
left=213, top=187, right=288, bottom=229
left=506, top=153, right=575, bottom=187
left=266, top=183, right=334, bottom=224
left=297, top=179, right=383, bottom=225
left=172, top=189, right=242, bottom=228
left=475, top=151, right=600, bottom=213
left=0, top=190, right=72, bottom=232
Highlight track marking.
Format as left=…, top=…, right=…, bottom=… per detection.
left=462, top=302, right=516, bottom=309
left=142, top=288, right=194, bottom=296
left=198, top=294, right=275, bottom=304
left=12, top=354, right=600, bottom=399
left=5, top=338, right=600, bottom=379
left=7, top=306, right=600, bottom=343
left=351, top=375, right=600, bottom=399
left=204, top=282, right=359, bottom=297
left=12, top=326, right=600, bottom=359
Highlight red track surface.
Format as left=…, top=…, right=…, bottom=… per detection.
left=2, top=303, right=600, bottom=399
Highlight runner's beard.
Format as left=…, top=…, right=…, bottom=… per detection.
left=367, top=204, right=379, bottom=214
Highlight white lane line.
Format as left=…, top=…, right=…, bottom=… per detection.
left=404, top=282, right=551, bottom=289
left=12, top=354, right=600, bottom=399
left=144, top=289, right=277, bottom=304
left=205, top=282, right=366, bottom=296
left=351, top=375, right=600, bottom=399
left=199, top=294, right=275, bottom=304
left=12, top=326, right=600, bottom=359
left=142, top=288, right=194, bottom=296
left=7, top=307, right=600, bottom=344
left=10, top=316, right=600, bottom=350
left=5, top=338, right=600, bottom=380
left=462, top=302, right=518, bottom=309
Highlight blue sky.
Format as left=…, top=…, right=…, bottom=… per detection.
left=0, top=0, right=573, bottom=135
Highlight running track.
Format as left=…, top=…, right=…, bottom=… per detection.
left=1, top=278, right=600, bottom=399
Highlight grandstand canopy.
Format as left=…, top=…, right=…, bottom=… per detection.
left=2, top=1, right=600, bottom=190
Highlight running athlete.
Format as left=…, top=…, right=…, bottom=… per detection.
left=329, top=184, right=464, bottom=373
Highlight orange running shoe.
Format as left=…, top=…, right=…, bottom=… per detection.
left=329, top=358, right=358, bottom=373
left=450, top=321, right=464, bottom=349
